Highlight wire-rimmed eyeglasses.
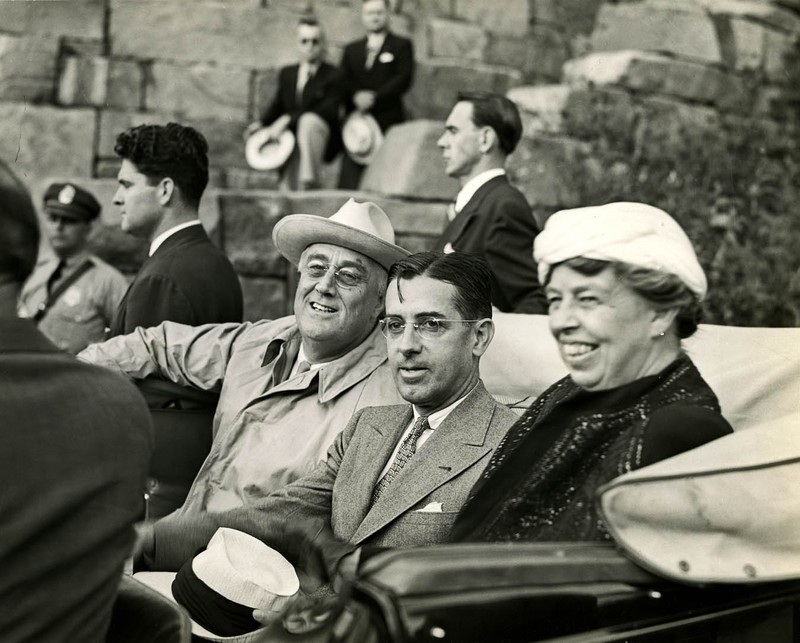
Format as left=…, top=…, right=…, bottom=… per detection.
left=379, top=316, right=484, bottom=339
left=299, top=261, right=366, bottom=289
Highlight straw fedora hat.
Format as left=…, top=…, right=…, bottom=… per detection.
left=272, top=198, right=410, bottom=271
left=134, top=528, right=300, bottom=641
left=245, top=127, right=295, bottom=171
left=342, top=112, right=383, bottom=165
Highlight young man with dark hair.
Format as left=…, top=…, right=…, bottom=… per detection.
left=247, top=16, right=345, bottom=190
left=110, top=122, right=243, bottom=335
left=0, top=159, right=152, bottom=643
left=435, top=91, right=547, bottom=314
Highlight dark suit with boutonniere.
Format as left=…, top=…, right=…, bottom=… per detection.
left=338, top=30, right=415, bottom=188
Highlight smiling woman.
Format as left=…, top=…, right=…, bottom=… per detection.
left=449, top=202, right=734, bottom=543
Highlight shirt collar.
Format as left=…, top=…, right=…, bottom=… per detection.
left=367, top=32, right=387, bottom=49
left=149, top=220, right=203, bottom=257
left=454, top=168, right=506, bottom=215
left=413, top=380, right=479, bottom=429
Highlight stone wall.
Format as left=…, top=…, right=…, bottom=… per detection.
left=1, top=0, right=798, bottom=324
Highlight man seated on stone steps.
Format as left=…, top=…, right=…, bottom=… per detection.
left=79, top=199, right=407, bottom=566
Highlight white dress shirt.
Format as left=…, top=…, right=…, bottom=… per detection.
left=450, top=168, right=507, bottom=221
left=148, top=220, right=203, bottom=257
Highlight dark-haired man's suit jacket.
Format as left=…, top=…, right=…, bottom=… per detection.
left=260, top=61, right=345, bottom=161
left=150, top=382, right=517, bottom=570
left=434, top=174, right=548, bottom=314
left=109, top=224, right=243, bottom=337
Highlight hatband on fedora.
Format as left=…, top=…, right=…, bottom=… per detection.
left=342, top=112, right=383, bottom=165
left=272, top=198, right=410, bottom=271
left=245, top=127, right=295, bottom=171
left=134, top=528, right=300, bottom=641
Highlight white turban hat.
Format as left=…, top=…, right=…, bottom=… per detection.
left=533, top=202, right=708, bottom=301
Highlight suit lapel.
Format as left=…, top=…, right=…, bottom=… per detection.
left=351, top=384, right=497, bottom=544
left=440, top=175, right=506, bottom=249
left=337, top=407, right=412, bottom=539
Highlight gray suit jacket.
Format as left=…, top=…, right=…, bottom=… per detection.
left=154, top=382, right=517, bottom=570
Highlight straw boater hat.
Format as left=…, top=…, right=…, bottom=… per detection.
left=342, top=112, right=383, bottom=165
left=245, top=127, right=295, bottom=171
left=272, top=198, right=410, bottom=271
left=134, top=528, right=300, bottom=641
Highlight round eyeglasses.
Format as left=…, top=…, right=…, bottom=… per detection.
left=299, top=261, right=366, bottom=289
left=379, top=316, right=483, bottom=339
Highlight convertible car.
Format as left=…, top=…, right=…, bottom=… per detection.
left=112, top=315, right=800, bottom=643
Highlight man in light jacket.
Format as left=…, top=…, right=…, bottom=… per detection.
left=80, top=199, right=409, bottom=557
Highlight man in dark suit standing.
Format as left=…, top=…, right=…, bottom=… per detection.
left=0, top=159, right=152, bottom=642
left=109, top=122, right=243, bottom=336
left=247, top=16, right=344, bottom=190
left=338, top=0, right=414, bottom=189
left=434, top=92, right=547, bottom=314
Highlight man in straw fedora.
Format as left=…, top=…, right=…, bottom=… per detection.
left=80, top=199, right=408, bottom=562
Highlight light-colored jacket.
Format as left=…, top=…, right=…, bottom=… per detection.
left=20, top=252, right=128, bottom=354
left=79, top=316, right=402, bottom=520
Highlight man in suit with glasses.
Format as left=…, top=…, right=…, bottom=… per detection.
left=247, top=16, right=345, bottom=190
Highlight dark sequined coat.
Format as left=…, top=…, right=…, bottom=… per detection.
left=450, top=356, right=733, bottom=543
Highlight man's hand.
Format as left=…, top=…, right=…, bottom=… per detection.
left=353, top=90, right=376, bottom=113
left=132, top=521, right=155, bottom=570
left=243, top=121, right=262, bottom=141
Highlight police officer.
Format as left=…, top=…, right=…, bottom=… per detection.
left=19, top=183, right=128, bottom=354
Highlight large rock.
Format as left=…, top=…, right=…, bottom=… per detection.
left=0, top=104, right=95, bottom=183
left=0, top=0, right=104, bottom=40
left=110, top=1, right=300, bottom=68
left=508, top=134, right=595, bottom=211
left=486, top=25, right=569, bottom=82
left=454, top=0, right=531, bottom=37
left=692, top=0, right=800, bottom=32
left=145, top=62, right=250, bottom=121
left=508, top=85, right=573, bottom=136
left=427, top=18, right=487, bottom=61
left=0, top=35, right=59, bottom=103
left=530, top=0, right=603, bottom=37
left=217, top=192, right=290, bottom=276
left=360, top=120, right=460, bottom=201
left=591, top=2, right=722, bottom=64
left=406, top=59, right=522, bottom=120
left=564, top=51, right=752, bottom=114
left=107, top=59, right=144, bottom=110
left=57, top=54, right=108, bottom=107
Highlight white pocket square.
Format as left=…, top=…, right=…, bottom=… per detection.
left=378, top=52, right=394, bottom=63
left=416, top=501, right=443, bottom=513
